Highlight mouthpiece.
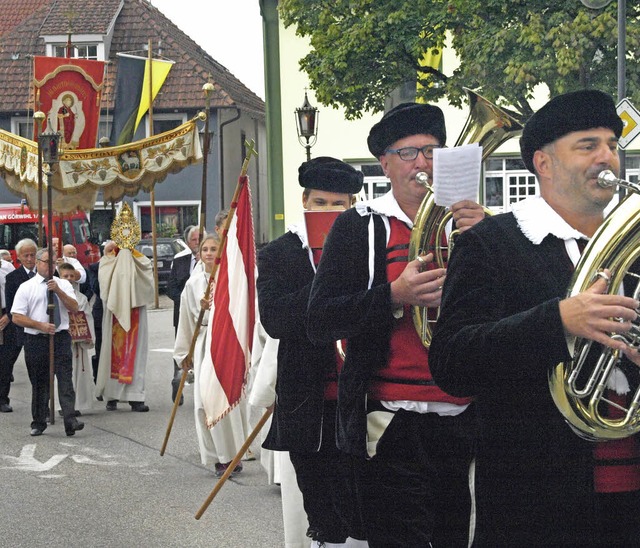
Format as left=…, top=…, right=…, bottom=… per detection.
left=597, top=170, right=619, bottom=188
left=597, top=170, right=640, bottom=194
left=416, top=172, right=429, bottom=187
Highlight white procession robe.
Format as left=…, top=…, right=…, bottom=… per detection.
left=95, top=249, right=154, bottom=403
left=173, top=263, right=250, bottom=465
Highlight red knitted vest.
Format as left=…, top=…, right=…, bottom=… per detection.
left=368, top=217, right=471, bottom=405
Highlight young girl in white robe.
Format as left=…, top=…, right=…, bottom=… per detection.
left=173, top=233, right=250, bottom=476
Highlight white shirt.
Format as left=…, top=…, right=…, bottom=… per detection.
left=0, top=259, right=15, bottom=309
left=58, top=255, right=86, bottom=284
left=11, top=273, right=77, bottom=334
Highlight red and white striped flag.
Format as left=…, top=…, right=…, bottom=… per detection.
left=201, top=176, right=257, bottom=427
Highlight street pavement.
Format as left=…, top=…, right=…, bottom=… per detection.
left=0, top=294, right=284, bottom=547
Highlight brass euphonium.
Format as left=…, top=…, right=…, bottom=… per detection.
left=549, top=170, right=640, bottom=441
left=409, top=88, right=524, bottom=347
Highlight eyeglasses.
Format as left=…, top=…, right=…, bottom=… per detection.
left=385, top=145, right=441, bottom=161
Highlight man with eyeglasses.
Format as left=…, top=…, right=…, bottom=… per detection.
left=308, top=103, right=485, bottom=547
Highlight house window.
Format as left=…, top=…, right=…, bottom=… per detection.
left=98, top=116, right=113, bottom=146
left=151, top=114, right=187, bottom=137
left=11, top=117, right=34, bottom=139
left=53, top=44, right=98, bottom=60
left=353, top=162, right=390, bottom=200
left=136, top=203, right=200, bottom=239
left=484, top=157, right=538, bottom=212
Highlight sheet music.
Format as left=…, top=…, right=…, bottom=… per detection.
left=433, top=143, right=483, bottom=207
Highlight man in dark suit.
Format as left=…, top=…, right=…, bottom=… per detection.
left=167, top=225, right=200, bottom=403
left=0, top=239, right=38, bottom=413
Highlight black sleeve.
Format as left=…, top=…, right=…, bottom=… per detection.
left=257, top=236, right=313, bottom=341
left=307, top=210, right=394, bottom=344
left=429, top=224, right=572, bottom=398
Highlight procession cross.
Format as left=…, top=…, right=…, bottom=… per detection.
left=240, top=139, right=258, bottom=176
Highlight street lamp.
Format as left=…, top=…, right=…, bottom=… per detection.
left=295, top=91, right=319, bottom=161
left=37, top=128, right=61, bottom=426
left=580, top=0, right=626, bottom=177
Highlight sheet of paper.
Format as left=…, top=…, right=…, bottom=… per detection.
left=433, top=143, right=482, bottom=207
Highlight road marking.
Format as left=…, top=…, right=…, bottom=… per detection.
left=0, top=444, right=67, bottom=472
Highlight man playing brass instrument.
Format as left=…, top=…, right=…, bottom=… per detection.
left=307, top=104, right=485, bottom=547
left=430, top=89, right=640, bottom=546
left=257, top=157, right=366, bottom=546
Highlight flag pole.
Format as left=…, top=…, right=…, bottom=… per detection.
left=195, top=407, right=272, bottom=520
left=199, top=81, right=214, bottom=244
left=160, top=140, right=258, bottom=456
left=148, top=39, right=160, bottom=309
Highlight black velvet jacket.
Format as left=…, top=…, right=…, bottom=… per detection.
left=430, top=212, right=602, bottom=546
left=257, top=230, right=336, bottom=452
left=308, top=208, right=395, bottom=457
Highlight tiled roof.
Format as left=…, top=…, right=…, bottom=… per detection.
left=0, top=0, right=265, bottom=117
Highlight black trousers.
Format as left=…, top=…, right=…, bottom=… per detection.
left=358, top=406, right=475, bottom=548
left=24, top=331, right=76, bottom=430
left=0, top=342, right=21, bottom=405
left=289, top=400, right=365, bottom=544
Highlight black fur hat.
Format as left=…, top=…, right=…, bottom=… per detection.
left=298, top=156, right=364, bottom=194
left=520, top=89, right=623, bottom=173
left=367, top=102, right=446, bottom=158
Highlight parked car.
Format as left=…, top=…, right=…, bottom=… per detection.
left=134, top=237, right=188, bottom=289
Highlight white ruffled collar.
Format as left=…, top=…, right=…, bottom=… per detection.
left=355, top=191, right=413, bottom=227
left=288, top=221, right=316, bottom=271
left=511, top=196, right=588, bottom=245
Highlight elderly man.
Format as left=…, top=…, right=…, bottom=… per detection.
left=52, top=238, right=86, bottom=284
left=430, top=90, right=640, bottom=545
left=1, top=239, right=38, bottom=413
left=167, top=225, right=200, bottom=404
left=0, top=254, right=16, bottom=412
left=307, top=103, right=485, bottom=546
left=11, top=248, right=83, bottom=436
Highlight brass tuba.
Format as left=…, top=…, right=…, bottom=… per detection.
left=549, top=171, right=640, bottom=441
left=409, top=88, right=524, bottom=347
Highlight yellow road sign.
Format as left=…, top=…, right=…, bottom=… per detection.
left=617, top=98, right=640, bottom=150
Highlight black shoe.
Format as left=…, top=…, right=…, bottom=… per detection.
left=96, top=395, right=103, bottom=401
left=65, top=419, right=85, bottom=437
left=171, top=383, right=184, bottom=406
left=0, top=403, right=12, bottom=413
left=60, top=409, right=83, bottom=417
left=106, top=400, right=118, bottom=411
left=130, top=402, right=149, bottom=412
left=30, top=428, right=44, bottom=436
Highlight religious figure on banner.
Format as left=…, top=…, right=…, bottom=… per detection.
left=47, top=92, right=86, bottom=150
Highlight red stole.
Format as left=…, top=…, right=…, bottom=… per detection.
left=110, top=307, right=140, bottom=384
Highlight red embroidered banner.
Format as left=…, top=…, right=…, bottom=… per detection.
left=33, top=56, right=106, bottom=150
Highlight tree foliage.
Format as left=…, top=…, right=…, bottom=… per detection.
left=279, top=0, right=640, bottom=120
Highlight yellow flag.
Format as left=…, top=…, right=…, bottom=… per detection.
left=416, top=45, right=442, bottom=96
left=134, top=58, right=174, bottom=132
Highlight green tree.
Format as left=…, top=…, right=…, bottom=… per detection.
left=279, top=0, right=640, bottom=120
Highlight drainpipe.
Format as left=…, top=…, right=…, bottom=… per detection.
left=219, top=107, right=241, bottom=211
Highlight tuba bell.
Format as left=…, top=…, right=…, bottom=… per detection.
left=549, top=171, right=640, bottom=441
left=409, top=88, right=525, bottom=347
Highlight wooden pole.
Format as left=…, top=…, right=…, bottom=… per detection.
left=199, top=82, right=214, bottom=244
left=148, top=39, right=159, bottom=309
left=45, top=154, right=56, bottom=425
left=195, top=408, right=272, bottom=520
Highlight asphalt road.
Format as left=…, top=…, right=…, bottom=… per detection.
left=0, top=294, right=284, bottom=547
